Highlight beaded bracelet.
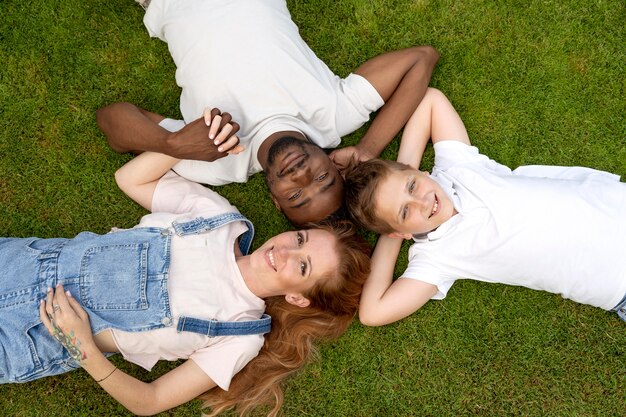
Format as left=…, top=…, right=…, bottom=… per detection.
left=95, top=367, right=117, bottom=383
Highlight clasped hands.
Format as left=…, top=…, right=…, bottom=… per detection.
left=166, top=108, right=244, bottom=162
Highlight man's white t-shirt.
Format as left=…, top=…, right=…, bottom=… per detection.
left=402, top=140, right=626, bottom=310
left=144, top=0, right=383, bottom=185
left=110, top=172, right=265, bottom=390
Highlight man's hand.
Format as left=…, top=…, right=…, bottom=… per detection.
left=165, top=108, right=244, bottom=161
left=330, top=145, right=374, bottom=172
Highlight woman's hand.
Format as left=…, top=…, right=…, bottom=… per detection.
left=39, top=284, right=217, bottom=414
left=39, top=284, right=96, bottom=364
left=203, top=107, right=245, bottom=155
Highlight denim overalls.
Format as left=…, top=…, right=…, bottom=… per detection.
left=0, top=212, right=270, bottom=383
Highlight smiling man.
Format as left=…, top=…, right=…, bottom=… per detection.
left=98, top=0, right=439, bottom=225
left=259, top=134, right=345, bottom=226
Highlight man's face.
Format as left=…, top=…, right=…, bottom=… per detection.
left=265, top=137, right=344, bottom=226
left=375, top=168, right=456, bottom=237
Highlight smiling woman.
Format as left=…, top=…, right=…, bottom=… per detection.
left=238, top=229, right=340, bottom=304
left=0, top=116, right=371, bottom=416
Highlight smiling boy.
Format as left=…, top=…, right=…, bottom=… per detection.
left=345, top=88, right=626, bottom=325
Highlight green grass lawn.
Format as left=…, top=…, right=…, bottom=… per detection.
left=1, top=0, right=624, bottom=415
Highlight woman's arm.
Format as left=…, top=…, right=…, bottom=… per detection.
left=358, top=235, right=437, bottom=326
left=40, top=285, right=216, bottom=416
left=114, top=151, right=181, bottom=211
left=114, top=111, right=242, bottom=210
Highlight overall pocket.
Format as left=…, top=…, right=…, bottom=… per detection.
left=79, top=243, right=149, bottom=311
left=16, top=323, right=80, bottom=382
left=14, top=320, right=80, bottom=382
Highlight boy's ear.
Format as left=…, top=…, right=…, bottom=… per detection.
left=388, top=232, right=413, bottom=240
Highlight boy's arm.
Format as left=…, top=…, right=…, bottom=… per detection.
left=330, top=46, right=439, bottom=169
left=359, top=235, right=437, bottom=326
left=397, top=87, right=471, bottom=169
left=97, top=103, right=242, bottom=161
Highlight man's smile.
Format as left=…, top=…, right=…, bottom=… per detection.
left=279, top=152, right=307, bottom=176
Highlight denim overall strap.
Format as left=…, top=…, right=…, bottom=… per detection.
left=177, top=313, right=272, bottom=336
left=172, top=212, right=255, bottom=255
left=172, top=212, right=270, bottom=335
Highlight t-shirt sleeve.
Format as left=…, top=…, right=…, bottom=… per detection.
left=400, top=243, right=456, bottom=300
left=433, top=141, right=512, bottom=176
left=143, top=0, right=167, bottom=40
left=152, top=170, right=237, bottom=217
left=512, top=165, right=622, bottom=182
left=333, top=73, right=384, bottom=139
left=189, top=335, right=265, bottom=391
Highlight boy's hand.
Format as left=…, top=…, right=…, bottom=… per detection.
left=165, top=108, right=244, bottom=161
left=40, top=284, right=97, bottom=364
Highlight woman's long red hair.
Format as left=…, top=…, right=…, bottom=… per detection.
left=200, top=222, right=371, bottom=416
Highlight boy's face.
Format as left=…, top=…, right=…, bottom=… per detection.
left=375, top=169, right=456, bottom=238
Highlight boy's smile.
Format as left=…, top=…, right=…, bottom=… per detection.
left=375, top=169, right=456, bottom=238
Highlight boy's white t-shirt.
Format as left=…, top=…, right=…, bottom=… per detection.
left=143, top=0, right=383, bottom=185
left=402, top=140, right=626, bottom=310
left=110, top=171, right=265, bottom=390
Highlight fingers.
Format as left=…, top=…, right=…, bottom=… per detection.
left=228, top=144, right=245, bottom=155
left=39, top=297, right=53, bottom=329
left=329, top=146, right=364, bottom=171
left=329, top=151, right=347, bottom=170
left=210, top=112, right=239, bottom=142
left=45, top=286, right=56, bottom=316
left=203, top=107, right=222, bottom=127
left=208, top=114, right=223, bottom=140
left=41, top=284, right=77, bottom=323
left=205, top=108, right=230, bottom=140
left=214, top=126, right=241, bottom=152
left=53, top=284, right=72, bottom=314
left=66, top=291, right=89, bottom=321
left=38, top=285, right=91, bottom=363
left=200, top=107, right=244, bottom=156
left=203, top=107, right=240, bottom=141
left=40, top=286, right=63, bottom=341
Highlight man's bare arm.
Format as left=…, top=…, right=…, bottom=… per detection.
left=331, top=46, right=439, bottom=169
left=96, top=102, right=241, bottom=161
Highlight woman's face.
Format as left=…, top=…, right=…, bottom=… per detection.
left=250, top=229, right=339, bottom=296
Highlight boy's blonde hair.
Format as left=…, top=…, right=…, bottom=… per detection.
left=344, top=159, right=415, bottom=234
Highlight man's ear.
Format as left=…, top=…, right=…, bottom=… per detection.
left=270, top=194, right=282, bottom=211
left=388, top=232, right=413, bottom=240
left=285, top=294, right=311, bottom=308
